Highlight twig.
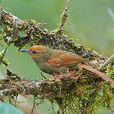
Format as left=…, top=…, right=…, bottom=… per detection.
left=0, top=1, right=114, bottom=113
left=59, top=0, right=70, bottom=31
left=14, top=95, right=18, bottom=107
left=0, top=9, right=100, bottom=59
left=31, top=96, right=36, bottom=114
left=100, top=54, right=114, bottom=71
left=0, top=47, right=8, bottom=66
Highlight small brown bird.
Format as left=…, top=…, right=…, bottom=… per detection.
left=20, top=45, right=114, bottom=84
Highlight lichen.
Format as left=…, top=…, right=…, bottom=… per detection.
left=0, top=6, right=114, bottom=114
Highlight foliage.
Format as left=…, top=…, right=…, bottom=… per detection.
left=0, top=2, right=114, bottom=114
left=0, top=101, right=23, bottom=114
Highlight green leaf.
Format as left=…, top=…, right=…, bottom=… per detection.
left=0, top=101, right=23, bottom=114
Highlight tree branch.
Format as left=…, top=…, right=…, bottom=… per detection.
left=0, top=5, right=114, bottom=113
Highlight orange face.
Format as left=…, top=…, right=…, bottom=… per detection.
left=29, top=45, right=46, bottom=58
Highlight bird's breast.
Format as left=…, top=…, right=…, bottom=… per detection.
left=38, top=62, right=67, bottom=74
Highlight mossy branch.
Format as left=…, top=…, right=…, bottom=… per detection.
left=0, top=3, right=114, bottom=114
left=0, top=9, right=100, bottom=59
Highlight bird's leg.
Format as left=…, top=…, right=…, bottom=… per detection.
left=52, top=73, right=62, bottom=82
left=65, top=69, right=80, bottom=80
left=99, top=54, right=114, bottom=71
left=69, top=76, right=79, bottom=80
left=69, top=72, right=80, bottom=80
left=66, top=68, right=70, bottom=76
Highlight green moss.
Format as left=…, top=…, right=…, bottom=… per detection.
left=0, top=9, right=114, bottom=113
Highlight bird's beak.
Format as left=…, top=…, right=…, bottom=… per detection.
left=19, top=49, right=29, bottom=53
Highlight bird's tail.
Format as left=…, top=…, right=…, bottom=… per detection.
left=80, top=64, right=114, bottom=84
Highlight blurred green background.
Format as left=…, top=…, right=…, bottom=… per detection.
left=0, top=0, right=114, bottom=114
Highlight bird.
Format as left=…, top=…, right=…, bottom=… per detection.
left=20, top=45, right=114, bottom=84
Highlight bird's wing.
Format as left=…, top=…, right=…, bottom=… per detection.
left=47, top=53, right=85, bottom=67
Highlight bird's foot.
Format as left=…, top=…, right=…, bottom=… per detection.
left=53, top=70, right=80, bottom=81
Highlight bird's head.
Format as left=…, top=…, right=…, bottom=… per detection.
left=20, top=45, right=47, bottom=59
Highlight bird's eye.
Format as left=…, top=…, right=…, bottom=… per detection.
left=31, top=50, right=37, bottom=54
